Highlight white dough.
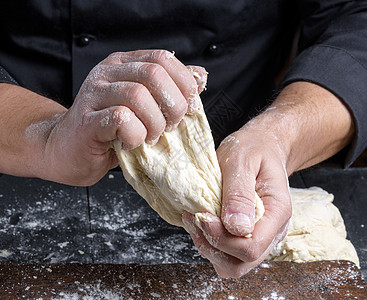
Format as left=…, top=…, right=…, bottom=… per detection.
left=266, top=187, right=359, bottom=266
left=113, top=97, right=264, bottom=229
left=113, top=89, right=359, bottom=266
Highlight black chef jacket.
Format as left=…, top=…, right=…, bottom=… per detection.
left=1, top=1, right=367, bottom=166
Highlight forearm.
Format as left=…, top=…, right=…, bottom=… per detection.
left=0, top=83, right=67, bottom=177
left=241, top=81, right=355, bottom=175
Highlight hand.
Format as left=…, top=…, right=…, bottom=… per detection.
left=182, top=123, right=292, bottom=278
left=43, top=50, right=203, bottom=185
left=182, top=81, right=355, bottom=278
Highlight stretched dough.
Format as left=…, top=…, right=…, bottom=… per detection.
left=113, top=85, right=358, bottom=266
left=113, top=97, right=264, bottom=229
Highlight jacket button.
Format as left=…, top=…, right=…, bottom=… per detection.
left=77, top=35, right=91, bottom=47
left=207, top=43, right=220, bottom=55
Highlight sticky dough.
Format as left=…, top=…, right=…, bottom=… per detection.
left=113, top=81, right=359, bottom=266
left=266, top=186, right=359, bottom=266
left=113, top=95, right=264, bottom=229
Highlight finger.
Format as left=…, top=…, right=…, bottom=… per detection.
left=182, top=212, right=244, bottom=278
left=185, top=65, right=208, bottom=113
left=195, top=154, right=292, bottom=262
left=103, top=50, right=199, bottom=110
left=93, top=82, right=166, bottom=143
left=218, top=140, right=259, bottom=236
left=83, top=106, right=147, bottom=150
left=193, top=211, right=289, bottom=263
left=186, top=65, right=208, bottom=94
left=98, top=62, right=188, bottom=129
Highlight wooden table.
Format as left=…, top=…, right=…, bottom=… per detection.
left=0, top=168, right=367, bottom=298
left=0, top=261, right=366, bottom=299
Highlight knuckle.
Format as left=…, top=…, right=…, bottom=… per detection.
left=166, top=100, right=187, bottom=122
left=90, top=65, right=110, bottom=82
left=107, top=51, right=120, bottom=59
left=100, top=52, right=122, bottom=65
left=227, top=193, right=254, bottom=204
left=111, top=107, right=132, bottom=125
left=152, top=49, right=171, bottom=63
left=144, top=63, right=166, bottom=80
left=123, top=129, right=146, bottom=150
left=239, top=245, right=261, bottom=262
left=107, top=51, right=124, bottom=61
left=80, top=69, right=106, bottom=95
left=246, top=248, right=262, bottom=262
left=225, top=193, right=256, bottom=212
left=150, top=118, right=166, bottom=137
left=128, top=83, right=148, bottom=100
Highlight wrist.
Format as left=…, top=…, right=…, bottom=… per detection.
left=0, top=83, right=68, bottom=178
left=244, top=82, right=355, bottom=175
left=238, top=109, right=296, bottom=174
left=31, top=111, right=68, bottom=180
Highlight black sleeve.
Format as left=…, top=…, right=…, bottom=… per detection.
left=280, top=0, right=367, bottom=167
left=0, top=65, right=18, bottom=85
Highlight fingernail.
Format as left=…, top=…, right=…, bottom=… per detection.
left=226, top=213, right=252, bottom=233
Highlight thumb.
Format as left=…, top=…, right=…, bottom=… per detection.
left=220, top=154, right=261, bottom=237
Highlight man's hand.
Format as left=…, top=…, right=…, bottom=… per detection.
left=0, top=50, right=202, bottom=185
left=182, top=125, right=292, bottom=278
left=182, top=81, right=355, bottom=278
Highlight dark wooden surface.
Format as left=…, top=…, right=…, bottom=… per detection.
left=0, top=167, right=366, bottom=298
left=0, top=261, right=366, bottom=299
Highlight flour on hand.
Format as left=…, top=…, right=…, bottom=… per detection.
left=113, top=71, right=359, bottom=266
left=113, top=71, right=263, bottom=230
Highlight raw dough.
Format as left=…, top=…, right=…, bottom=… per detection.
left=113, top=79, right=358, bottom=266
left=113, top=95, right=264, bottom=229
left=266, top=187, right=360, bottom=266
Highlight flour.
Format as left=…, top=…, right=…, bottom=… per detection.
left=50, top=277, right=223, bottom=300
left=99, top=116, right=110, bottom=127
left=25, top=113, right=65, bottom=139
left=165, top=50, right=175, bottom=59
left=0, top=182, right=90, bottom=264
left=261, top=292, right=286, bottom=300
left=0, top=249, right=12, bottom=257
left=52, top=282, right=123, bottom=300
left=104, top=241, right=114, bottom=248
left=162, top=89, right=175, bottom=108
